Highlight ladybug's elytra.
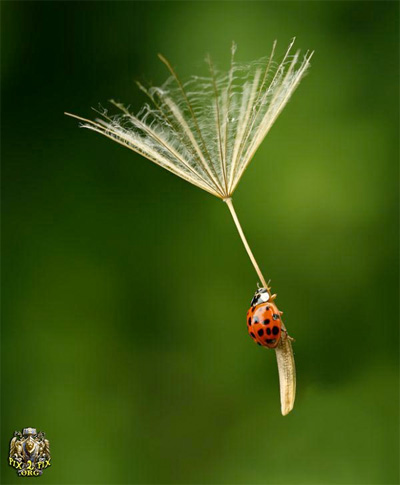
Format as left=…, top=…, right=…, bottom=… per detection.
left=247, top=288, right=284, bottom=349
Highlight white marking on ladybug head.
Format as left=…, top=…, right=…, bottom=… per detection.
left=259, top=291, right=270, bottom=303
left=251, top=288, right=270, bottom=306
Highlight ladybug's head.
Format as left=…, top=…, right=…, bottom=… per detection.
left=250, top=287, right=270, bottom=307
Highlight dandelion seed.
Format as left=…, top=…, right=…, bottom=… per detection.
left=66, top=39, right=313, bottom=416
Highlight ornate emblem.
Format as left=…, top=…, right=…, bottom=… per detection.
left=9, top=428, right=51, bottom=477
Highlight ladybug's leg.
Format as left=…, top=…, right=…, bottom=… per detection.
left=282, top=329, right=295, bottom=342
left=270, top=293, right=277, bottom=301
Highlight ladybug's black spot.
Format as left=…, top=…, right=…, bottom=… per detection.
left=273, top=314, right=280, bottom=320
left=253, top=317, right=259, bottom=323
left=266, top=339, right=275, bottom=344
left=248, top=317, right=251, bottom=325
left=272, top=326, right=279, bottom=335
left=263, top=319, right=270, bottom=325
left=266, top=307, right=270, bottom=311
left=266, top=327, right=271, bottom=335
left=257, top=342, right=262, bottom=346
left=250, top=332, right=256, bottom=339
left=257, top=329, right=264, bottom=337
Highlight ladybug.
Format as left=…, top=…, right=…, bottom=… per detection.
left=246, top=287, right=284, bottom=349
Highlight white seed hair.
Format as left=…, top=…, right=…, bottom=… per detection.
left=67, top=39, right=313, bottom=199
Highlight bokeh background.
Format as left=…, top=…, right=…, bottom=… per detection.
left=1, top=2, right=398, bottom=484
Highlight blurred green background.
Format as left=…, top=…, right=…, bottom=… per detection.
left=1, top=1, right=398, bottom=484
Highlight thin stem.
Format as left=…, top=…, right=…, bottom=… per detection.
left=224, top=197, right=270, bottom=292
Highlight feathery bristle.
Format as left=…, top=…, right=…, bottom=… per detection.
left=66, top=40, right=313, bottom=198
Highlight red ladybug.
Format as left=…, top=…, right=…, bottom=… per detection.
left=247, top=288, right=283, bottom=349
